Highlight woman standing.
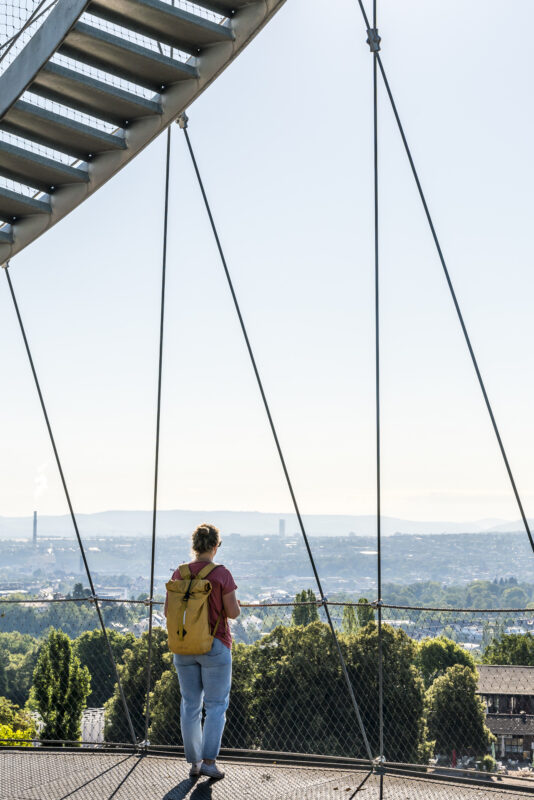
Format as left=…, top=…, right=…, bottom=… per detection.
left=165, top=523, right=240, bottom=780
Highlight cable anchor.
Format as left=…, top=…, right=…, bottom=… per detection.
left=366, top=28, right=381, bottom=52
left=177, top=112, right=189, bottom=129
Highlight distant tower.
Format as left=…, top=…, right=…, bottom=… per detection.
left=32, top=511, right=37, bottom=549
left=278, top=519, right=286, bottom=537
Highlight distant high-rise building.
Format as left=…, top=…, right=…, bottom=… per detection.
left=32, top=511, right=37, bottom=549
left=278, top=519, right=286, bottom=537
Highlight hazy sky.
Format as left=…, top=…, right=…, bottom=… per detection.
left=1, top=0, right=533, bottom=523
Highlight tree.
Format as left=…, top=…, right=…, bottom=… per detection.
left=31, top=629, right=90, bottom=743
left=70, top=583, right=91, bottom=599
left=483, top=632, right=534, bottom=665
left=0, top=650, right=8, bottom=697
left=355, top=598, right=375, bottom=628
left=426, top=665, right=494, bottom=757
left=0, top=723, right=34, bottom=746
left=0, top=632, right=40, bottom=706
left=105, top=628, right=168, bottom=742
left=291, top=589, right=319, bottom=626
left=74, top=629, right=136, bottom=707
left=501, top=586, right=529, bottom=607
left=347, top=622, right=431, bottom=763
left=342, top=606, right=358, bottom=636
left=465, top=581, right=499, bottom=610
left=234, top=621, right=429, bottom=761
left=0, top=697, right=35, bottom=735
left=416, top=636, right=476, bottom=689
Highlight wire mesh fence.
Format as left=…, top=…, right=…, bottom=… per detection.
left=3, top=597, right=534, bottom=793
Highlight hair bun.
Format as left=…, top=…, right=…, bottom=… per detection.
left=192, top=523, right=220, bottom=555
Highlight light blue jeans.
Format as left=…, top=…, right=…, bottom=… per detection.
left=173, top=637, right=232, bottom=763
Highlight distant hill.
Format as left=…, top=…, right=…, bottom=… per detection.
left=0, top=509, right=510, bottom=540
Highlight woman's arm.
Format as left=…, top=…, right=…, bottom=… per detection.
left=223, top=590, right=240, bottom=619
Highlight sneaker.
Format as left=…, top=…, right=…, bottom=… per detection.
left=189, top=761, right=202, bottom=777
left=200, top=762, right=225, bottom=780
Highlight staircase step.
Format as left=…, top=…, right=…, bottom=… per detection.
left=60, top=21, right=198, bottom=92
left=0, top=140, right=88, bottom=194
left=0, top=101, right=126, bottom=161
left=0, top=186, right=51, bottom=222
left=88, top=0, right=233, bottom=55
left=31, top=62, right=162, bottom=127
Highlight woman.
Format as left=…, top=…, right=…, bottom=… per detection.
left=165, top=523, right=240, bottom=780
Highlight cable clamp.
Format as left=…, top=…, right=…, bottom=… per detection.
left=372, top=755, right=386, bottom=774
left=143, top=597, right=153, bottom=607
left=1, top=259, right=10, bottom=270
left=366, top=28, right=381, bottom=52
left=370, top=599, right=383, bottom=609
left=88, top=594, right=97, bottom=603
left=177, top=112, right=189, bottom=129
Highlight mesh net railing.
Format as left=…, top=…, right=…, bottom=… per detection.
left=3, top=597, right=534, bottom=790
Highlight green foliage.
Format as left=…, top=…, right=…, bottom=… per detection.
left=0, top=649, right=8, bottom=697
left=425, top=665, right=494, bottom=756
left=477, top=754, right=496, bottom=772
left=74, top=629, right=135, bottom=707
left=291, top=590, right=319, bottom=626
left=501, top=586, right=529, bottom=607
left=416, top=636, right=476, bottom=688
left=355, top=599, right=375, bottom=628
left=67, top=583, right=92, bottom=600
left=483, top=632, right=534, bottom=665
left=105, top=627, right=168, bottom=742
left=0, top=632, right=40, bottom=705
left=342, top=606, right=358, bottom=636
left=0, top=723, right=34, bottom=746
left=147, top=653, right=180, bottom=745
left=347, top=622, right=430, bottom=762
left=0, top=696, right=35, bottom=735
left=0, top=601, right=143, bottom=640
left=31, top=629, right=90, bottom=743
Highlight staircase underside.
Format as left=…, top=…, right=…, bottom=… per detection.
left=0, top=0, right=286, bottom=264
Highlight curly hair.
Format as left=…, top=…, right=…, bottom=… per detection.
left=191, top=523, right=220, bottom=555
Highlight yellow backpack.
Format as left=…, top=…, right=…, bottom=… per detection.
left=166, top=562, right=224, bottom=655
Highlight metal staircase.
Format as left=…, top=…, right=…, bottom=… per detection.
left=0, top=0, right=286, bottom=264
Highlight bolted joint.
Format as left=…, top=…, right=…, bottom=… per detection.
left=366, top=27, right=381, bottom=52
left=177, top=111, right=189, bottom=129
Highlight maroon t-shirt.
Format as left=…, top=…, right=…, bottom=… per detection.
left=166, top=561, right=237, bottom=649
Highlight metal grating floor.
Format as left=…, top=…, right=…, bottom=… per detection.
left=2, top=751, right=534, bottom=800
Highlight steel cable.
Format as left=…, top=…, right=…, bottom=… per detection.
left=354, top=0, right=534, bottom=557
left=144, top=125, right=172, bottom=745
left=2, top=263, right=137, bottom=747
left=178, top=113, right=374, bottom=765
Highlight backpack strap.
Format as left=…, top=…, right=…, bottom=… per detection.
left=212, top=609, right=224, bottom=637
left=178, top=563, right=191, bottom=579
left=197, top=562, right=219, bottom=580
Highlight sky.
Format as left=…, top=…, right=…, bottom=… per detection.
left=1, top=0, right=534, bottom=523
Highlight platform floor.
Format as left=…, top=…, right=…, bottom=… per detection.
left=2, top=751, right=534, bottom=800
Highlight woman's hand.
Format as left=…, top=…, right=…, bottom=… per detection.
left=222, top=590, right=241, bottom=619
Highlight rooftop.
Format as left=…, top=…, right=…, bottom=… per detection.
left=486, top=714, right=534, bottom=736
left=478, top=666, right=534, bottom=696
